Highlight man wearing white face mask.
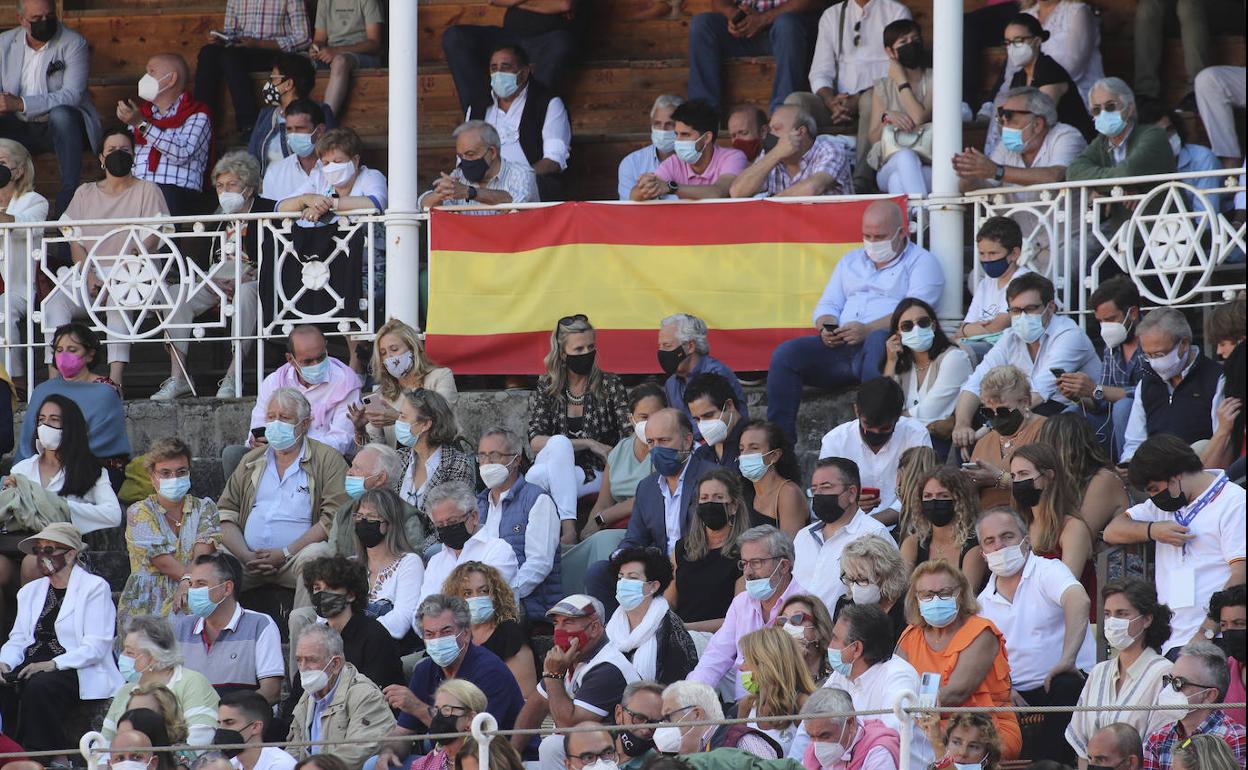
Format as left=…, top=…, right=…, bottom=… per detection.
left=110, top=729, right=159, bottom=770
left=975, top=507, right=1094, bottom=764
left=632, top=100, right=746, bottom=201
left=248, top=326, right=361, bottom=455
left=287, top=623, right=396, bottom=770
left=801, top=688, right=900, bottom=770
left=116, top=53, right=211, bottom=217
left=618, top=94, right=684, bottom=201
left=685, top=373, right=748, bottom=468
left=465, top=44, right=571, bottom=202
left=767, top=199, right=943, bottom=444
left=1143, top=642, right=1247, bottom=767
left=1119, top=308, right=1224, bottom=464
left=474, top=427, right=561, bottom=623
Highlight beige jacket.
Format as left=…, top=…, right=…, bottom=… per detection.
left=218, top=438, right=350, bottom=536
left=287, top=663, right=397, bottom=770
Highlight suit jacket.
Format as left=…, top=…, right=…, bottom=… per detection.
left=619, top=455, right=717, bottom=553
left=0, top=24, right=101, bottom=151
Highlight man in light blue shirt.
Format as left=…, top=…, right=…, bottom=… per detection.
left=765, top=199, right=944, bottom=442
left=617, top=94, right=683, bottom=200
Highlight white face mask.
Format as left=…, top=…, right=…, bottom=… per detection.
left=1100, top=321, right=1129, bottom=349
left=323, top=159, right=357, bottom=187
left=479, top=460, right=514, bottom=490
left=850, top=582, right=882, bottom=605
left=812, top=722, right=851, bottom=767
left=783, top=621, right=808, bottom=642
left=582, top=761, right=620, bottom=770
left=985, top=542, right=1027, bottom=577
left=1103, top=615, right=1141, bottom=650
left=36, top=423, right=63, bottom=451
left=1148, top=342, right=1188, bottom=380
left=863, top=230, right=900, bottom=264
left=1006, top=41, right=1036, bottom=68
left=698, top=409, right=731, bottom=447
left=112, top=761, right=153, bottom=770
left=1156, top=682, right=1206, bottom=720
left=384, top=350, right=414, bottom=378
left=298, top=661, right=333, bottom=693
left=218, top=190, right=247, bottom=214
left=137, top=72, right=170, bottom=103
left=633, top=419, right=648, bottom=445
left=652, top=725, right=684, bottom=754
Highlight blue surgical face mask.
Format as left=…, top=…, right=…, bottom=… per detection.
left=1094, top=109, right=1126, bottom=137
left=1010, top=310, right=1046, bottom=344
left=188, top=583, right=223, bottom=618
left=467, top=596, right=495, bottom=624
left=650, top=445, right=686, bottom=476
left=300, top=358, right=330, bottom=384
left=652, top=128, right=676, bottom=154
left=287, top=131, right=316, bottom=158
left=738, top=452, right=771, bottom=482
left=674, top=135, right=704, bottom=164
left=395, top=420, right=422, bottom=448
left=425, top=632, right=463, bottom=668
left=265, top=419, right=298, bottom=451
left=1001, top=125, right=1027, bottom=153
left=344, top=475, right=368, bottom=500
left=159, top=476, right=191, bottom=502
left=744, top=561, right=781, bottom=602
left=919, top=596, right=959, bottom=627
left=118, top=653, right=139, bottom=682
left=826, top=646, right=854, bottom=677
left=901, top=325, right=935, bottom=353
left=490, top=71, right=520, bottom=100
left=616, top=578, right=649, bottom=611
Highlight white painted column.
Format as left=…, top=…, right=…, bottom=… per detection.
left=385, top=0, right=422, bottom=328
left=929, top=0, right=965, bottom=326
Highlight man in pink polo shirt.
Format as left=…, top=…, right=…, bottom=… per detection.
left=629, top=100, right=747, bottom=201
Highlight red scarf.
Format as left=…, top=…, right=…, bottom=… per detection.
left=135, top=92, right=213, bottom=173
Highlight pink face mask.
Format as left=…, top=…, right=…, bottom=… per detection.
left=54, top=351, right=85, bottom=379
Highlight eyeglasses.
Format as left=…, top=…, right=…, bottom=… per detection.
left=558, top=314, right=588, bottom=327
left=620, top=704, right=661, bottom=724
left=428, top=704, right=470, bottom=718
left=29, top=545, right=68, bottom=557
left=1007, top=303, right=1045, bottom=317
left=916, top=587, right=960, bottom=601
left=778, top=612, right=814, bottom=627
left=475, top=451, right=517, bottom=463
left=840, top=574, right=873, bottom=588
left=569, top=747, right=617, bottom=765
left=1161, top=674, right=1216, bottom=692
left=1089, top=101, right=1123, bottom=116
left=737, top=555, right=781, bottom=571
left=659, top=705, right=695, bottom=723
left=1003, top=35, right=1035, bottom=45
left=898, top=317, right=933, bottom=333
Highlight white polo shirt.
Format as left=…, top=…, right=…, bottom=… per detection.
left=233, top=747, right=296, bottom=770
left=977, top=553, right=1096, bottom=691
left=419, top=527, right=519, bottom=605
left=1126, top=472, right=1245, bottom=652
left=261, top=153, right=327, bottom=203
left=818, top=416, right=933, bottom=512
left=792, top=512, right=894, bottom=613
left=822, top=655, right=935, bottom=768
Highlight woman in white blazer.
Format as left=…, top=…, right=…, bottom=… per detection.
left=0, top=522, right=123, bottom=762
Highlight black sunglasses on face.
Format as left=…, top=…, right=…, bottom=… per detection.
left=996, top=107, right=1035, bottom=123
left=898, top=317, right=933, bottom=333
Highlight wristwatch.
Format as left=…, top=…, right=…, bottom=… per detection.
left=897, top=82, right=912, bottom=92
left=667, top=180, right=679, bottom=194
left=993, top=164, right=1005, bottom=182
left=137, top=120, right=151, bottom=135
left=466, top=185, right=478, bottom=201
left=281, top=546, right=293, bottom=562
left=1092, top=385, right=1105, bottom=402
left=593, top=513, right=606, bottom=528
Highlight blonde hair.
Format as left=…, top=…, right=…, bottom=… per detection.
left=1173, top=733, right=1240, bottom=770
left=435, top=678, right=488, bottom=714
left=442, top=561, right=521, bottom=625
left=979, top=365, right=1031, bottom=408
left=143, top=437, right=193, bottom=475
left=905, top=559, right=980, bottom=628
left=683, top=468, right=750, bottom=561
left=1010, top=443, right=1086, bottom=554
left=896, top=445, right=938, bottom=536
left=0, top=138, right=35, bottom=197
left=541, top=315, right=605, bottom=399
left=909, top=467, right=980, bottom=548
left=372, top=318, right=439, bottom=402
left=944, top=714, right=1003, bottom=770
left=841, top=534, right=909, bottom=603
left=737, top=626, right=815, bottom=731
left=127, top=683, right=189, bottom=743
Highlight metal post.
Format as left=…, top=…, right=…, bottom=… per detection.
left=385, top=0, right=422, bottom=328
left=892, top=691, right=918, bottom=770
left=929, top=0, right=965, bottom=327
left=471, top=712, right=499, bottom=770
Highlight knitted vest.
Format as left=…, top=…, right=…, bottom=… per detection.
left=1139, top=351, right=1222, bottom=443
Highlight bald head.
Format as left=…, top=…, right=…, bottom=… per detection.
left=110, top=730, right=154, bottom=767
left=563, top=724, right=615, bottom=768
left=6, top=762, right=45, bottom=770
left=863, top=200, right=904, bottom=232
left=146, top=54, right=189, bottom=92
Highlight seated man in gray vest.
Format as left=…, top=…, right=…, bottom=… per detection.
left=475, top=427, right=561, bottom=623
left=1120, top=307, right=1224, bottom=463
left=175, top=552, right=285, bottom=704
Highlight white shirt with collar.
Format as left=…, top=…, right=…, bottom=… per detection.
left=962, top=313, right=1102, bottom=404
left=419, top=527, right=519, bottom=605
left=476, top=87, right=571, bottom=171
left=1109, top=126, right=1133, bottom=166
left=192, top=603, right=285, bottom=681
left=820, top=655, right=934, bottom=768
left=808, top=0, right=913, bottom=96
left=987, top=123, right=1088, bottom=202
left=818, top=416, right=932, bottom=512
left=792, top=512, right=894, bottom=613
left=1120, top=347, right=1224, bottom=462
left=233, top=747, right=296, bottom=770
left=976, top=553, right=1095, bottom=691
left=261, top=152, right=326, bottom=202
left=19, top=39, right=49, bottom=103
left=812, top=242, right=945, bottom=326
left=244, top=443, right=313, bottom=551
left=659, top=461, right=691, bottom=557
left=400, top=446, right=442, bottom=509
left=617, top=144, right=664, bottom=200
left=483, top=482, right=559, bottom=600
left=9, top=456, right=122, bottom=534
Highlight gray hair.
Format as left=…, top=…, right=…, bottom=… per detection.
left=295, top=623, right=344, bottom=660
left=452, top=119, right=501, bottom=152
left=801, top=687, right=853, bottom=718
left=211, top=150, right=261, bottom=193
left=774, top=104, right=817, bottom=137
left=126, top=616, right=183, bottom=670
left=1002, top=86, right=1058, bottom=129
left=660, top=313, right=710, bottom=355
left=1179, top=641, right=1230, bottom=699
left=424, top=481, right=478, bottom=520
left=266, top=387, right=311, bottom=424
left=1136, top=307, right=1193, bottom=344
left=1090, top=77, right=1135, bottom=109
left=355, top=487, right=414, bottom=558
left=479, top=426, right=525, bottom=458
left=661, top=680, right=724, bottom=721
left=975, top=505, right=1029, bottom=539
left=415, top=594, right=472, bottom=637
left=650, top=94, right=685, bottom=120
left=358, top=443, right=405, bottom=489
left=737, top=524, right=795, bottom=563
left=622, top=680, right=666, bottom=704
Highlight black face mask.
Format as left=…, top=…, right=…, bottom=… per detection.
left=812, top=493, right=847, bottom=524
left=1011, top=478, right=1042, bottom=509
left=312, top=590, right=350, bottom=619
left=428, top=713, right=462, bottom=745
left=921, top=499, right=956, bottom=528
left=212, top=729, right=246, bottom=759
left=860, top=426, right=893, bottom=450
left=895, top=41, right=924, bottom=69
left=29, top=16, right=57, bottom=43
left=619, top=729, right=656, bottom=757
left=696, top=501, right=730, bottom=531
left=0, top=165, right=12, bottom=189
left=761, top=133, right=779, bottom=152
left=437, top=520, right=473, bottom=550
left=987, top=408, right=1025, bottom=437
left=354, top=519, right=385, bottom=549
left=565, top=350, right=596, bottom=376
left=1149, top=478, right=1188, bottom=513
left=1216, top=629, right=1246, bottom=663
left=657, top=345, right=688, bottom=375
left=458, top=156, right=490, bottom=184
left=105, top=150, right=134, bottom=178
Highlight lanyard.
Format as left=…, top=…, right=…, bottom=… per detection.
left=1174, top=472, right=1228, bottom=555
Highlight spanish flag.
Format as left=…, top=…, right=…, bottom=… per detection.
left=425, top=198, right=893, bottom=375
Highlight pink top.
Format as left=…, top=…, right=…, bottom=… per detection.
left=1227, top=656, right=1246, bottom=728
left=655, top=145, right=748, bottom=186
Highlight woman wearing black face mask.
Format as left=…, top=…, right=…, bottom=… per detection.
left=965, top=365, right=1046, bottom=510
left=409, top=679, right=487, bottom=770
left=527, top=314, right=632, bottom=545
left=667, top=469, right=747, bottom=633
left=1009, top=444, right=1094, bottom=590
left=352, top=488, right=423, bottom=651
left=901, top=468, right=988, bottom=592
left=866, top=19, right=934, bottom=195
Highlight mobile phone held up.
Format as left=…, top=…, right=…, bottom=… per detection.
left=731, top=8, right=748, bottom=24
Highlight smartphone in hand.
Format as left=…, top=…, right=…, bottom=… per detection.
left=731, top=9, right=748, bottom=23
left=1049, top=367, right=1066, bottom=379
left=251, top=426, right=266, bottom=439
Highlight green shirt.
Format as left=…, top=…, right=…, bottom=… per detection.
left=315, top=0, right=384, bottom=47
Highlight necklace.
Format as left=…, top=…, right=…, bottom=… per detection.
left=564, top=388, right=585, bottom=405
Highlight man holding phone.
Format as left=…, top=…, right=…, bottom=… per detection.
left=767, top=199, right=944, bottom=443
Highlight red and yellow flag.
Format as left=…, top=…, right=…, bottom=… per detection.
left=425, top=198, right=893, bottom=374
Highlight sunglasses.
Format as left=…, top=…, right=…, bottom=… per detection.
left=1161, top=674, right=1216, bottom=692
left=778, top=611, right=814, bottom=626
left=558, top=314, right=588, bottom=327
left=898, top=316, right=933, bottom=333
left=29, top=545, right=69, bottom=557
left=996, top=107, right=1035, bottom=123
left=852, top=19, right=861, bottom=47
